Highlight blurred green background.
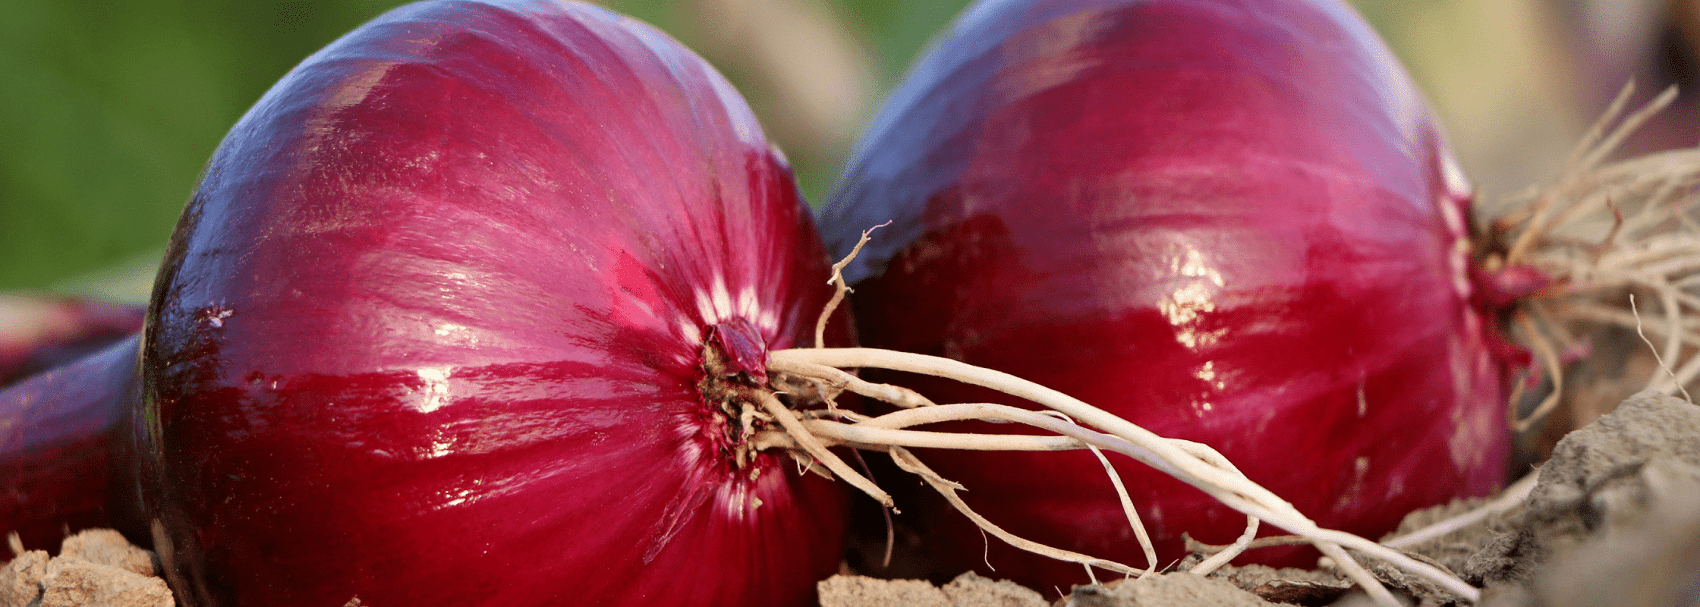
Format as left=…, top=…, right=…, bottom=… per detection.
left=4, top=0, right=1696, bottom=301
left=0, top=0, right=978, bottom=299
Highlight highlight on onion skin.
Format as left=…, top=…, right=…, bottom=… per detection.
left=137, top=1, right=847, bottom=605
left=823, top=0, right=1514, bottom=589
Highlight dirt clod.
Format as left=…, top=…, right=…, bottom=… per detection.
left=1185, top=561, right=1351, bottom=597
left=1509, top=458, right=1700, bottom=607
left=1464, top=391, right=1700, bottom=586
left=820, top=572, right=1047, bottom=607
left=0, top=530, right=172, bottom=607
left=1380, top=496, right=1509, bottom=575
left=39, top=558, right=172, bottom=607
left=1065, top=574, right=1277, bottom=607
left=59, top=530, right=156, bottom=578
left=820, top=575, right=955, bottom=607
left=1244, top=579, right=1350, bottom=606
left=943, top=573, right=1048, bottom=607
left=1, top=550, right=49, bottom=606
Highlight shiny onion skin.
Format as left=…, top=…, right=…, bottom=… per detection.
left=1, top=335, right=146, bottom=552
left=0, top=295, right=146, bottom=551
left=140, top=2, right=845, bottom=605
left=824, top=0, right=1510, bottom=589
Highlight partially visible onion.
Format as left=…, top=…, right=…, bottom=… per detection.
left=1, top=334, right=144, bottom=553
left=137, top=1, right=847, bottom=605
left=0, top=294, right=144, bottom=386
left=823, top=0, right=1511, bottom=589
left=0, top=294, right=146, bottom=551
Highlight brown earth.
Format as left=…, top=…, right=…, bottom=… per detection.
left=2, top=528, right=171, bottom=607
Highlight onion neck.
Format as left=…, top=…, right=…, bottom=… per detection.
left=696, top=320, right=837, bottom=470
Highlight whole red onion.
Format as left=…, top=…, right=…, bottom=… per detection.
left=138, top=1, right=846, bottom=605
left=824, top=0, right=1511, bottom=589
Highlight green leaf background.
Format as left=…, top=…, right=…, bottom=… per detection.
left=0, top=0, right=1671, bottom=302
left=0, top=0, right=974, bottom=298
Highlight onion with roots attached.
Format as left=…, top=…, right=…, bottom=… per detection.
left=133, top=1, right=849, bottom=605
left=821, top=0, right=1524, bottom=591
left=10, top=0, right=1696, bottom=603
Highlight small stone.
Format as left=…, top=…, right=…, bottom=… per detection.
left=818, top=575, right=951, bottom=607
left=0, top=550, right=49, bottom=607
left=1070, top=573, right=1276, bottom=607
left=59, top=530, right=155, bottom=577
left=39, top=557, right=172, bottom=607
left=940, top=572, right=1046, bottom=607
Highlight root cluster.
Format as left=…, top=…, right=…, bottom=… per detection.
left=1485, top=84, right=1700, bottom=431
left=742, top=226, right=1480, bottom=607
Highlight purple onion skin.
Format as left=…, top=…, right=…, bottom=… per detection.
left=1, top=295, right=145, bottom=387
left=0, top=294, right=146, bottom=551
left=141, top=1, right=846, bottom=605
left=1, top=335, right=145, bottom=552
left=825, top=0, right=1510, bottom=588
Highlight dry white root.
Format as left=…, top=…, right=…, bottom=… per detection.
left=1377, top=471, right=1538, bottom=552
left=764, top=346, right=1454, bottom=606
left=1486, top=83, right=1700, bottom=430
left=750, top=228, right=1468, bottom=607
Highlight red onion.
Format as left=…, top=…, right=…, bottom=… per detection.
left=824, top=0, right=1512, bottom=589
left=138, top=1, right=846, bottom=605
left=0, top=294, right=144, bottom=386
left=0, top=294, right=145, bottom=551
left=1, top=334, right=144, bottom=552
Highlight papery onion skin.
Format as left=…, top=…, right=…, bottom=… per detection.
left=824, top=0, right=1510, bottom=589
left=140, top=1, right=846, bottom=605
